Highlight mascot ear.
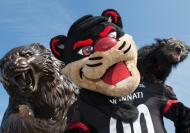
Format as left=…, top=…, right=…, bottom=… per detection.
left=101, top=9, right=123, bottom=29
left=50, top=35, right=67, bottom=61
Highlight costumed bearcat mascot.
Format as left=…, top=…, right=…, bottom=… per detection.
left=136, top=38, right=190, bottom=133
left=50, top=9, right=140, bottom=132
left=0, top=44, right=79, bottom=133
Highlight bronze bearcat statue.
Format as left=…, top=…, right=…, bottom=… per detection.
left=0, top=43, right=79, bottom=133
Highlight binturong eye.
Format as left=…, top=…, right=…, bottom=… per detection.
left=78, top=46, right=93, bottom=56
left=107, top=31, right=117, bottom=38
left=169, top=45, right=174, bottom=49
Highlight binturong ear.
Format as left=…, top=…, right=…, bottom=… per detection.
left=160, top=41, right=166, bottom=47
left=155, top=38, right=166, bottom=48
left=101, top=9, right=123, bottom=29
left=50, top=35, right=67, bottom=61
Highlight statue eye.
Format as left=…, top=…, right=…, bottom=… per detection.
left=78, top=46, right=93, bottom=56
left=24, top=53, right=31, bottom=58
left=21, top=50, right=33, bottom=58
left=107, top=31, right=117, bottom=38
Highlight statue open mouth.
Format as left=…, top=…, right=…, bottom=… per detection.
left=11, top=69, right=35, bottom=93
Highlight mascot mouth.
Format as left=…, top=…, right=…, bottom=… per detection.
left=11, top=69, right=35, bottom=93
left=101, top=62, right=132, bottom=86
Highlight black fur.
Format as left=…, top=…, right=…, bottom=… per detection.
left=137, top=38, right=190, bottom=82
left=165, top=102, right=190, bottom=133
left=80, top=89, right=138, bottom=123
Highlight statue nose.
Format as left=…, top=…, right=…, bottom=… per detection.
left=94, top=37, right=117, bottom=52
left=5, top=59, right=28, bottom=70
left=4, top=61, right=18, bottom=70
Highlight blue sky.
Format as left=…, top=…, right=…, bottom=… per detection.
left=0, top=0, right=190, bottom=132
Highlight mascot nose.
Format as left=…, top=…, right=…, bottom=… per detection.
left=94, top=37, right=117, bottom=52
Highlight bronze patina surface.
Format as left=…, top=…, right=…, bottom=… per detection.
left=0, top=43, right=78, bottom=133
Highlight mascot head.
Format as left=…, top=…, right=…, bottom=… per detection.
left=50, top=9, right=140, bottom=97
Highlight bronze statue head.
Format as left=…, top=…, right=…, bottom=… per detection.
left=0, top=43, right=78, bottom=133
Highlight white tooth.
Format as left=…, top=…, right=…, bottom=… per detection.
left=22, top=72, right=26, bottom=80
left=29, top=85, right=33, bottom=90
left=116, top=76, right=132, bottom=86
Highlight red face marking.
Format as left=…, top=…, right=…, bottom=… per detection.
left=99, top=26, right=115, bottom=37
left=73, top=39, right=93, bottom=50
left=51, top=39, right=60, bottom=56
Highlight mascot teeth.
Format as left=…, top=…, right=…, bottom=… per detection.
left=116, top=76, right=132, bottom=86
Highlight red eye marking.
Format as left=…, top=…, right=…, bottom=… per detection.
left=73, top=39, right=93, bottom=50
left=51, top=39, right=60, bottom=56
left=99, top=26, right=114, bottom=37
left=105, top=11, right=118, bottom=23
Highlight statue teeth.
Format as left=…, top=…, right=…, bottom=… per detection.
left=29, top=85, right=33, bottom=90
left=22, top=72, right=26, bottom=80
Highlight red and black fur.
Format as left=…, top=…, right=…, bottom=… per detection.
left=50, top=9, right=140, bottom=97
left=49, top=9, right=140, bottom=131
left=137, top=38, right=190, bottom=83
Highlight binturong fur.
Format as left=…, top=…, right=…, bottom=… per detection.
left=137, top=38, right=190, bottom=83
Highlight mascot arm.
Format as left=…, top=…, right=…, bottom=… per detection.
left=164, top=102, right=190, bottom=133
left=64, top=128, right=87, bottom=133
left=163, top=85, right=190, bottom=133
left=65, top=100, right=92, bottom=133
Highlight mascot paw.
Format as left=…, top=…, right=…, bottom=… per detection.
left=174, top=102, right=190, bottom=133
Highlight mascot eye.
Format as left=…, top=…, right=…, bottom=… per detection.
left=107, top=31, right=116, bottom=38
left=78, top=46, right=93, bottom=56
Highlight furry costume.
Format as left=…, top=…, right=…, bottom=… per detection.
left=137, top=38, right=190, bottom=133
left=49, top=9, right=140, bottom=132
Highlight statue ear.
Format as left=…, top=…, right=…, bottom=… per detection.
left=50, top=35, right=67, bottom=61
left=101, top=9, right=123, bottom=29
